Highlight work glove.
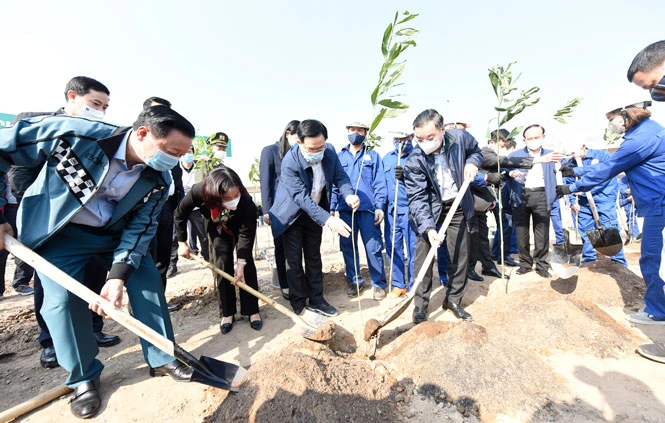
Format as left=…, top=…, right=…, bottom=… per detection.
left=555, top=184, right=571, bottom=198
left=559, top=166, right=575, bottom=177
left=326, top=215, right=352, bottom=238
left=486, top=172, right=503, bottom=187
left=394, top=165, right=404, bottom=181
left=374, top=209, right=384, bottom=225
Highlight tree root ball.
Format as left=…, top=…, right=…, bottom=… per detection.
left=364, top=318, right=381, bottom=341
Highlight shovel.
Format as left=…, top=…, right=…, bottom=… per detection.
left=551, top=164, right=583, bottom=279
left=188, top=254, right=335, bottom=342
left=574, top=158, right=623, bottom=257
left=2, top=234, right=246, bottom=392
left=364, top=179, right=471, bottom=341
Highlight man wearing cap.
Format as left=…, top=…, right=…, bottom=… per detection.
left=383, top=129, right=417, bottom=297
left=331, top=121, right=389, bottom=301
left=207, top=132, right=229, bottom=165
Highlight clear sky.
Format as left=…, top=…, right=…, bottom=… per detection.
left=1, top=0, right=664, bottom=184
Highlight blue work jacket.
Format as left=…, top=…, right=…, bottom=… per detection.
left=563, top=149, right=618, bottom=208
left=383, top=143, right=414, bottom=215
left=570, top=118, right=665, bottom=217
left=331, top=144, right=387, bottom=213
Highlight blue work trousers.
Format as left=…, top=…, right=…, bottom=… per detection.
left=384, top=210, right=416, bottom=290
left=640, top=215, right=665, bottom=319
left=339, top=211, right=387, bottom=288
left=577, top=204, right=627, bottom=266
left=36, top=224, right=175, bottom=388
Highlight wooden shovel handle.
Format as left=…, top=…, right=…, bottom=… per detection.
left=0, top=385, right=72, bottom=423
left=2, top=234, right=174, bottom=355
left=188, top=254, right=301, bottom=321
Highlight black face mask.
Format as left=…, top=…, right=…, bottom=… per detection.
left=651, top=74, right=665, bottom=102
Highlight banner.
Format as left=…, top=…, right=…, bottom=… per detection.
left=0, top=113, right=16, bottom=128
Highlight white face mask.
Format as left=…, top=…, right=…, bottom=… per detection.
left=609, top=116, right=626, bottom=134
left=223, top=196, right=241, bottom=210
left=498, top=147, right=508, bottom=156
left=214, top=150, right=227, bottom=160
left=78, top=104, right=105, bottom=120
left=418, top=137, right=442, bottom=155
left=525, top=140, right=542, bottom=151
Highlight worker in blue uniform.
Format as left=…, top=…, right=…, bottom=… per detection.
left=618, top=174, right=641, bottom=240
left=561, top=145, right=628, bottom=266
left=383, top=129, right=417, bottom=297
left=557, top=101, right=665, bottom=325
left=331, top=121, right=389, bottom=301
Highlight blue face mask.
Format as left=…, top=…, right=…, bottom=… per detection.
left=302, top=149, right=325, bottom=164
left=182, top=153, right=194, bottom=164
left=144, top=138, right=180, bottom=171
left=348, top=133, right=366, bottom=145
left=651, top=75, right=665, bottom=102
left=394, top=139, right=413, bottom=156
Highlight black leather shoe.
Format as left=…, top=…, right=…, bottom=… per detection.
left=40, top=346, right=59, bottom=369
left=250, top=314, right=263, bottom=331
left=502, top=256, right=519, bottom=267
left=94, top=332, right=121, bottom=348
left=467, top=270, right=484, bottom=282
left=281, top=289, right=290, bottom=300
left=482, top=268, right=503, bottom=278
left=443, top=302, right=473, bottom=321
left=413, top=311, right=427, bottom=324
left=516, top=266, right=533, bottom=275
left=70, top=378, right=101, bottom=419
left=220, top=316, right=234, bottom=334
left=536, top=269, right=552, bottom=278
left=149, top=359, right=193, bottom=381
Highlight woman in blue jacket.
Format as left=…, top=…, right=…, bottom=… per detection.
left=557, top=101, right=665, bottom=325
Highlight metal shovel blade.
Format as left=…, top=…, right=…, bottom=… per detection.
left=585, top=227, right=623, bottom=257
left=551, top=243, right=582, bottom=279
left=174, top=345, right=246, bottom=392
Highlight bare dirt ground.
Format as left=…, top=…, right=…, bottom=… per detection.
left=1, top=227, right=664, bottom=423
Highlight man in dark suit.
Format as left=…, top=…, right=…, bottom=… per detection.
left=404, top=109, right=481, bottom=323
left=269, top=120, right=359, bottom=317
left=505, top=124, right=559, bottom=278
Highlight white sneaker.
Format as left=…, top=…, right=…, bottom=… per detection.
left=626, top=312, right=665, bottom=325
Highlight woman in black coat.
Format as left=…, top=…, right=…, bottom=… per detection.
left=175, top=166, right=261, bottom=334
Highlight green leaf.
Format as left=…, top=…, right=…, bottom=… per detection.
left=396, top=28, right=419, bottom=37
left=381, top=23, right=393, bottom=57
left=378, top=99, right=409, bottom=109
left=508, top=127, right=523, bottom=139
left=494, top=106, right=508, bottom=112
left=489, top=72, right=499, bottom=96
left=384, top=108, right=407, bottom=119
left=369, top=108, right=387, bottom=134
left=370, top=85, right=380, bottom=106
left=397, top=13, right=418, bottom=24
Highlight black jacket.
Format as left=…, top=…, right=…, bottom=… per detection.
left=174, top=182, right=257, bottom=261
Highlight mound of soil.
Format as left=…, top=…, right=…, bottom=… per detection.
left=208, top=341, right=400, bottom=422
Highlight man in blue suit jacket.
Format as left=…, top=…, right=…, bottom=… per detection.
left=269, top=120, right=359, bottom=317
left=506, top=124, right=558, bottom=278
left=404, top=109, right=481, bottom=323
